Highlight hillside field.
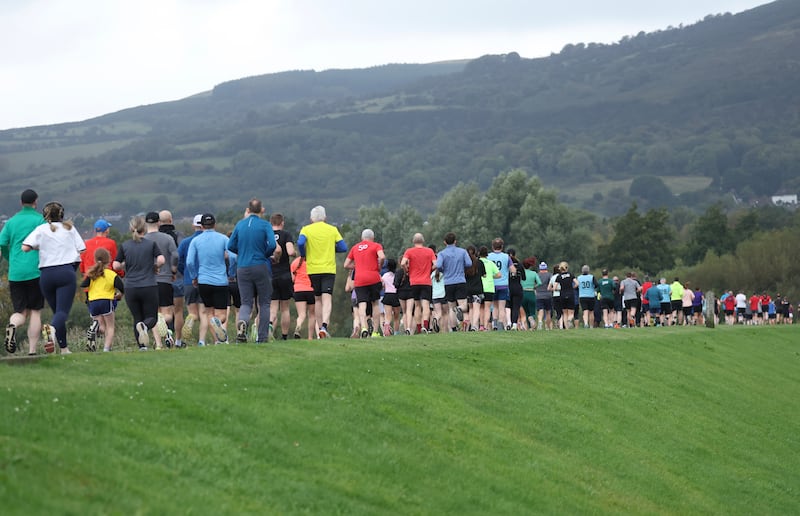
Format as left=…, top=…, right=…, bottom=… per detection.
left=1, top=327, right=798, bottom=514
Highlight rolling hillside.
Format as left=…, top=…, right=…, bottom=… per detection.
left=0, top=0, right=798, bottom=221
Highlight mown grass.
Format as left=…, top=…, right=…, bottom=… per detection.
left=1, top=326, right=798, bottom=514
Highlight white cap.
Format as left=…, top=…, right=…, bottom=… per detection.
left=193, top=214, right=203, bottom=227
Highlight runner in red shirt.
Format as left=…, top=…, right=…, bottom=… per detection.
left=400, top=233, right=436, bottom=334
left=343, top=229, right=386, bottom=338
left=749, top=293, right=761, bottom=324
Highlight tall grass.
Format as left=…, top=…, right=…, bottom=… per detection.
left=1, top=326, right=798, bottom=514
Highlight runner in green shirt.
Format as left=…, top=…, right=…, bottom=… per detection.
left=0, top=189, right=46, bottom=354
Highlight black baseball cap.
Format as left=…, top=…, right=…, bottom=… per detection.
left=200, top=213, right=216, bottom=226
left=145, top=211, right=160, bottom=223
left=21, top=189, right=38, bottom=204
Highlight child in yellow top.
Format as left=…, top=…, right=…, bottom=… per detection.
left=80, top=248, right=124, bottom=352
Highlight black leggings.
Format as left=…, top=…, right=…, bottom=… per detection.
left=508, top=283, right=523, bottom=325
left=125, top=286, right=159, bottom=341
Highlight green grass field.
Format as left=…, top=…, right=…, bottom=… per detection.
left=1, top=326, right=798, bottom=514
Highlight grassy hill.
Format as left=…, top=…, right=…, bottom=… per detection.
left=0, top=1, right=799, bottom=221
left=1, top=327, right=798, bottom=514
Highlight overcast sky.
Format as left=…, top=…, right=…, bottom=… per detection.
left=0, top=0, right=769, bottom=130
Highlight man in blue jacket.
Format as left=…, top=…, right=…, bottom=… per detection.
left=227, top=198, right=277, bottom=343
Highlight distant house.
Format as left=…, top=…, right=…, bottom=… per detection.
left=771, top=195, right=798, bottom=206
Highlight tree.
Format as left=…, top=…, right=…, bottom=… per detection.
left=598, top=203, right=675, bottom=273
left=629, top=175, right=672, bottom=205
left=682, top=203, right=734, bottom=265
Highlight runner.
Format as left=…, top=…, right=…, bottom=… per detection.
left=577, top=265, right=598, bottom=328
left=114, top=215, right=164, bottom=350
left=21, top=201, right=86, bottom=354
left=400, top=233, right=436, bottom=334
left=343, top=229, right=386, bottom=338
left=227, top=199, right=277, bottom=343
left=144, top=211, right=178, bottom=348
left=487, top=238, right=516, bottom=330
left=435, top=232, right=473, bottom=332
left=297, top=205, right=348, bottom=338
left=187, top=214, right=230, bottom=345
left=0, top=189, right=45, bottom=355
left=269, top=213, right=295, bottom=340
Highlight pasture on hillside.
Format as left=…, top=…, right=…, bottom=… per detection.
left=1, top=327, right=798, bottom=514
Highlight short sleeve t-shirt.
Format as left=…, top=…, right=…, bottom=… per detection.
left=346, top=240, right=384, bottom=287
left=299, top=222, right=344, bottom=275
left=22, top=223, right=85, bottom=268
left=487, top=251, right=512, bottom=288
left=598, top=277, right=615, bottom=300
left=117, top=238, right=162, bottom=288
left=556, top=272, right=576, bottom=299
left=81, top=236, right=118, bottom=275
left=402, top=246, right=436, bottom=286
left=620, top=278, right=640, bottom=302
left=273, top=229, right=294, bottom=277
left=0, top=206, right=45, bottom=281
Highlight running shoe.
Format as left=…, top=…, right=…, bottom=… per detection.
left=431, top=317, right=440, bottom=333
left=5, top=323, right=17, bottom=354
left=86, top=320, right=100, bottom=352
left=360, top=329, right=369, bottom=339
left=268, top=323, right=275, bottom=342
left=367, top=318, right=374, bottom=335
left=156, top=313, right=169, bottom=338
left=420, top=327, right=429, bottom=334
left=164, top=329, right=175, bottom=349
left=454, top=306, right=464, bottom=322
left=382, top=322, right=392, bottom=337
left=210, top=317, right=228, bottom=343
left=183, top=314, right=196, bottom=338
left=293, top=331, right=301, bottom=340
left=135, top=321, right=149, bottom=347
left=236, top=320, right=248, bottom=343
left=404, top=329, right=411, bottom=336
left=42, top=324, right=57, bottom=354
left=318, top=327, right=330, bottom=339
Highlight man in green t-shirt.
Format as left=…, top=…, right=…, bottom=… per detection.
left=597, top=269, right=615, bottom=328
left=0, top=189, right=46, bottom=354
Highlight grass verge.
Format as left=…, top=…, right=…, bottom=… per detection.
left=1, top=326, right=798, bottom=514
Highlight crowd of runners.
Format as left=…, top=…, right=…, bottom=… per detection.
left=0, top=190, right=795, bottom=356
left=346, top=237, right=796, bottom=337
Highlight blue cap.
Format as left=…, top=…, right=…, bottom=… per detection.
left=94, top=219, right=112, bottom=232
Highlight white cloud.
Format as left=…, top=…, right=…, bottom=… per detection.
left=0, top=0, right=769, bottom=129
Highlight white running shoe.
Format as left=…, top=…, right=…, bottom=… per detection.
left=210, top=317, right=228, bottom=343
left=135, top=322, right=149, bottom=347
left=236, top=320, right=247, bottom=342
left=42, top=324, right=57, bottom=354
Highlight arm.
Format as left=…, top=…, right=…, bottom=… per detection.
left=227, top=228, right=239, bottom=254
left=505, top=256, right=516, bottom=276
left=378, top=249, right=386, bottom=269
left=335, top=239, right=348, bottom=253
left=297, top=234, right=307, bottom=258
left=113, top=275, right=125, bottom=294
left=265, top=226, right=277, bottom=257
